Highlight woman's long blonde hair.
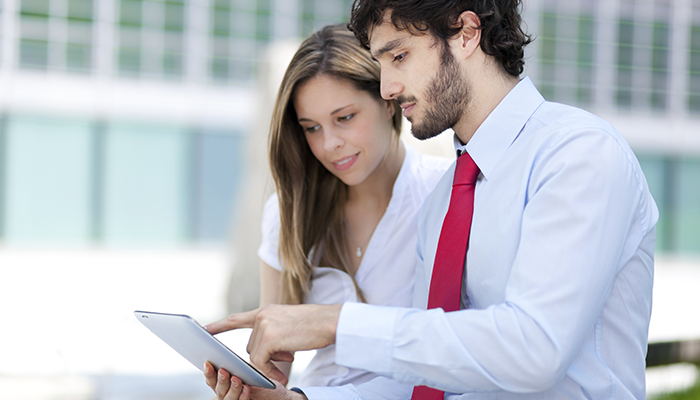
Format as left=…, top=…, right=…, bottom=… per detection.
left=269, top=24, right=402, bottom=305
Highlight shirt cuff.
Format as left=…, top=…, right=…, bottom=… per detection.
left=336, top=302, right=402, bottom=375
left=297, top=385, right=364, bottom=400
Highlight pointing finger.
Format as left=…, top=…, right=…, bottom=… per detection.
left=205, top=309, right=259, bottom=335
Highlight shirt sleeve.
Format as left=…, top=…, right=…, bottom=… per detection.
left=257, top=193, right=284, bottom=271
left=336, top=127, right=653, bottom=394
left=298, top=376, right=412, bottom=400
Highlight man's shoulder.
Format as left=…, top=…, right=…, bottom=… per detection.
left=524, top=101, right=630, bottom=157
left=532, top=101, right=616, bottom=135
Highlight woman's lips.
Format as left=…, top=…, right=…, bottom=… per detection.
left=332, top=153, right=359, bottom=171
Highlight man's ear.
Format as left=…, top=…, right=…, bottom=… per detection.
left=452, top=11, right=481, bottom=58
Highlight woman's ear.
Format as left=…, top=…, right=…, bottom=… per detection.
left=385, top=100, right=396, bottom=119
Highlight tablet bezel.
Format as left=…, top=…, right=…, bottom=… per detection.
left=134, top=310, right=275, bottom=389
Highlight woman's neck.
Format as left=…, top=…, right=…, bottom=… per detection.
left=343, top=139, right=405, bottom=273
left=347, top=139, right=406, bottom=208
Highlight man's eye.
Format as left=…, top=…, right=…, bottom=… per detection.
left=393, top=53, right=406, bottom=62
left=338, top=114, right=355, bottom=122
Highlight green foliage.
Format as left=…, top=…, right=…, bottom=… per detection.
left=653, top=376, right=700, bottom=400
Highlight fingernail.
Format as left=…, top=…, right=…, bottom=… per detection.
left=230, top=377, right=238, bottom=388
left=203, top=362, right=208, bottom=373
left=219, top=370, right=225, bottom=379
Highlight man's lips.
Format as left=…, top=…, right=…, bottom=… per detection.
left=401, top=103, right=415, bottom=117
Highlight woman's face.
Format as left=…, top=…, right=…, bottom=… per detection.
left=293, top=74, right=395, bottom=187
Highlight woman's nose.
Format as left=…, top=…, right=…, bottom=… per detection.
left=323, top=128, right=344, bottom=152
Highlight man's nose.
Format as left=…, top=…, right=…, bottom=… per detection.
left=380, top=68, right=403, bottom=100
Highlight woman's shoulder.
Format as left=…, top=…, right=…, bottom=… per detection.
left=261, top=192, right=281, bottom=229
left=402, top=143, right=454, bottom=189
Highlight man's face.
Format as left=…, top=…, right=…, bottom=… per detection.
left=369, top=16, right=471, bottom=140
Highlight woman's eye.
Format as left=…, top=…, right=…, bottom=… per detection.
left=304, top=125, right=320, bottom=133
left=338, top=114, right=354, bottom=122
left=393, top=53, right=406, bottom=62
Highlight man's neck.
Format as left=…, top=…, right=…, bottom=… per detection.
left=453, top=71, right=520, bottom=145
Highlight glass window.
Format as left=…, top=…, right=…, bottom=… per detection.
left=210, top=0, right=258, bottom=82
left=162, top=31, right=184, bottom=78
left=616, top=19, right=635, bottom=108
left=19, top=15, right=50, bottom=69
left=19, top=39, right=49, bottom=69
left=0, top=3, right=3, bottom=65
left=66, top=19, right=93, bottom=72
left=3, top=116, right=93, bottom=244
left=212, top=6, right=231, bottom=36
left=577, top=15, right=595, bottom=105
left=194, top=132, right=245, bottom=241
left=637, top=154, right=700, bottom=255
left=650, top=21, right=670, bottom=110
left=163, top=2, right=185, bottom=31
left=118, top=27, right=142, bottom=76
left=255, top=0, right=271, bottom=41
left=676, top=158, right=700, bottom=254
left=0, top=117, right=7, bottom=240
left=119, top=0, right=143, bottom=27
left=102, top=123, right=190, bottom=245
left=20, top=0, right=50, bottom=16
left=67, top=0, right=94, bottom=21
left=538, top=12, right=557, bottom=100
left=18, top=0, right=95, bottom=73
left=536, top=8, right=595, bottom=108
left=637, top=154, right=671, bottom=252
left=690, top=25, right=700, bottom=112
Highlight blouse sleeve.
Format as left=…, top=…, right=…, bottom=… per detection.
left=257, top=193, right=284, bottom=272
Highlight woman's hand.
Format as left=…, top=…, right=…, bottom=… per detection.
left=204, top=362, right=307, bottom=400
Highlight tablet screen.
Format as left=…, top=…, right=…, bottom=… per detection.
left=134, top=310, right=275, bottom=389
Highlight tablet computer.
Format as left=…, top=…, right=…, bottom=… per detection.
left=134, top=310, right=275, bottom=389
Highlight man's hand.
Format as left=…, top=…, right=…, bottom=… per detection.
left=205, top=304, right=342, bottom=383
left=204, top=362, right=307, bottom=400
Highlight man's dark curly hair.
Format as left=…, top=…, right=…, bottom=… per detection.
left=349, top=0, right=532, bottom=77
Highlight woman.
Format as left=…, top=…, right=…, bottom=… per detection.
left=204, top=24, right=451, bottom=398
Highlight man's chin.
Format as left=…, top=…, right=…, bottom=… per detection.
left=410, top=124, right=444, bottom=141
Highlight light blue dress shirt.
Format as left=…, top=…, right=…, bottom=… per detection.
left=328, top=77, right=659, bottom=400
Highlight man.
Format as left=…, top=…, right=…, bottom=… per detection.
left=205, top=1, right=658, bottom=399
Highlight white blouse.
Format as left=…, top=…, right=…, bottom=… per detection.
left=257, top=143, right=451, bottom=387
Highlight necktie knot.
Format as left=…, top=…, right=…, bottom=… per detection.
left=454, top=152, right=480, bottom=186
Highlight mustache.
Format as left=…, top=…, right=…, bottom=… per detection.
left=397, top=95, right=417, bottom=105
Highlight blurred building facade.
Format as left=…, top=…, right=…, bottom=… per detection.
left=0, top=0, right=352, bottom=246
left=522, top=0, right=700, bottom=256
left=0, top=0, right=698, bottom=255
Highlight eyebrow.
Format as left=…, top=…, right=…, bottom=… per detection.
left=331, top=105, right=353, bottom=115
left=371, top=38, right=406, bottom=61
left=298, top=105, right=354, bottom=122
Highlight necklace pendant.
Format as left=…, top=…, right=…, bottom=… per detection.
left=356, top=247, right=363, bottom=257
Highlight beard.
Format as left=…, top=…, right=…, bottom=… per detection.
left=402, top=44, right=471, bottom=141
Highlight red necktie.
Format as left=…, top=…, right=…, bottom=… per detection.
left=411, top=151, right=480, bottom=400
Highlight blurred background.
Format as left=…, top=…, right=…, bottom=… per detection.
left=0, top=0, right=699, bottom=399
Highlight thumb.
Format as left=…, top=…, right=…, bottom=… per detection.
left=205, top=309, right=259, bottom=335
left=270, top=351, right=295, bottom=363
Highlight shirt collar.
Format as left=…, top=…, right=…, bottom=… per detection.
left=452, top=76, right=545, bottom=180
left=453, top=134, right=467, bottom=158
